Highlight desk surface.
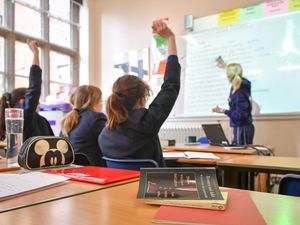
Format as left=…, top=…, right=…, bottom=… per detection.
left=165, top=144, right=256, bottom=154
left=0, top=160, right=20, bottom=172
left=217, top=155, right=300, bottom=174
left=0, top=172, right=139, bottom=213
left=1, top=182, right=299, bottom=225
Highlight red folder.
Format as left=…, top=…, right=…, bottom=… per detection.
left=152, top=188, right=266, bottom=225
left=43, top=166, right=140, bottom=185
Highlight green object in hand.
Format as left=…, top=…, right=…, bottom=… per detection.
left=153, top=34, right=167, bottom=47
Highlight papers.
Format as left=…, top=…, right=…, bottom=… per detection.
left=0, top=172, right=69, bottom=201
left=163, top=151, right=220, bottom=159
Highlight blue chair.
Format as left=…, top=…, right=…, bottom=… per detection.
left=197, top=136, right=209, bottom=144
left=278, top=174, right=300, bottom=197
left=102, top=156, right=159, bottom=170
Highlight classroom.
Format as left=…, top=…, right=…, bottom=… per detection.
left=0, top=0, right=300, bottom=224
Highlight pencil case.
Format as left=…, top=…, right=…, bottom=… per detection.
left=18, top=136, right=75, bottom=170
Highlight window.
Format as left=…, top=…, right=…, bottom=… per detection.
left=15, top=2, right=41, bottom=38
left=0, top=0, right=4, bottom=27
left=0, top=37, right=3, bottom=72
left=50, top=51, right=72, bottom=97
left=0, top=37, right=4, bottom=94
left=0, top=0, right=80, bottom=99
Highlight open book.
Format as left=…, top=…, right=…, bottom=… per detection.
left=137, top=167, right=226, bottom=210
left=0, top=172, right=69, bottom=201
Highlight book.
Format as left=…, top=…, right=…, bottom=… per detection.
left=0, top=172, right=69, bottom=201
left=137, top=167, right=223, bottom=202
left=43, top=166, right=140, bottom=185
left=145, top=191, right=228, bottom=210
left=152, top=189, right=266, bottom=225
left=163, top=151, right=220, bottom=159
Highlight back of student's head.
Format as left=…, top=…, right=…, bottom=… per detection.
left=226, top=63, right=243, bottom=93
left=106, top=75, right=150, bottom=130
left=61, top=85, right=102, bottom=136
left=0, top=88, right=27, bottom=140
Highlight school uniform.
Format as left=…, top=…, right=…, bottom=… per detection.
left=22, top=65, right=54, bottom=141
left=98, top=55, right=181, bottom=167
left=62, top=109, right=107, bottom=166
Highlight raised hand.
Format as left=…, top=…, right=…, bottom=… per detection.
left=27, top=39, right=39, bottom=55
left=152, top=20, right=174, bottom=41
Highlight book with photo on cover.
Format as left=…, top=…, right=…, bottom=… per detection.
left=137, top=167, right=227, bottom=210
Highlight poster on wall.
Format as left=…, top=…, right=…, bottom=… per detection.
left=113, top=48, right=150, bottom=81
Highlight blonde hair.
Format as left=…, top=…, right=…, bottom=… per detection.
left=106, top=75, right=150, bottom=130
left=226, top=63, right=243, bottom=93
left=61, top=85, right=102, bottom=136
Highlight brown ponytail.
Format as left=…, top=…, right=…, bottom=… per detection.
left=106, top=75, right=150, bottom=130
left=61, top=85, right=102, bottom=136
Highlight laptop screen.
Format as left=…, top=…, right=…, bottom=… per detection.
left=201, top=124, right=230, bottom=146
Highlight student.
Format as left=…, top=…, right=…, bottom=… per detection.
left=98, top=20, right=181, bottom=167
left=212, top=57, right=254, bottom=145
left=60, top=85, right=107, bottom=166
left=0, top=40, right=54, bottom=141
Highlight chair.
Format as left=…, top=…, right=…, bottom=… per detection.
left=74, top=153, right=91, bottom=166
left=102, top=156, right=159, bottom=170
left=278, top=174, right=300, bottom=197
left=197, top=136, right=209, bottom=144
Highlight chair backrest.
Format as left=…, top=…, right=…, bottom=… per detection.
left=197, top=136, right=209, bottom=144
left=74, top=153, right=91, bottom=166
left=278, top=174, right=300, bottom=197
left=102, top=156, right=159, bottom=170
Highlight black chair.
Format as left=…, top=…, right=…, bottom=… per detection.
left=102, top=156, right=159, bottom=170
left=74, top=153, right=90, bottom=166
left=278, top=174, right=300, bottom=197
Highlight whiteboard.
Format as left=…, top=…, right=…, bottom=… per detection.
left=170, top=9, right=300, bottom=118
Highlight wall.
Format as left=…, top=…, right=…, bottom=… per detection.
left=88, top=0, right=300, bottom=157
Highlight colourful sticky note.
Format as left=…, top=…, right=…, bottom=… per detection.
left=263, top=0, right=288, bottom=16
left=240, top=4, right=263, bottom=21
left=153, top=34, right=167, bottom=48
left=289, top=0, right=300, bottom=10
left=218, top=8, right=240, bottom=26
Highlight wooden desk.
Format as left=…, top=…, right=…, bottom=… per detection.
left=1, top=182, right=299, bottom=225
left=217, top=155, right=300, bottom=174
left=217, top=155, right=300, bottom=190
left=0, top=174, right=139, bottom=213
left=165, top=144, right=256, bottom=155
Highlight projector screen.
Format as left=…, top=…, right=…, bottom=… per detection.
left=171, top=7, right=300, bottom=118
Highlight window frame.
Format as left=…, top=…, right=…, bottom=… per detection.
left=0, top=0, right=80, bottom=100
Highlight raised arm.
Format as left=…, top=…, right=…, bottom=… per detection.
left=152, top=21, right=177, bottom=56
left=27, top=39, right=40, bottom=66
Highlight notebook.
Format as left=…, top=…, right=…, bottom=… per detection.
left=43, top=166, right=140, bottom=185
left=201, top=124, right=246, bottom=148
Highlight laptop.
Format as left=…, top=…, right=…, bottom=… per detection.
left=201, top=124, right=246, bottom=148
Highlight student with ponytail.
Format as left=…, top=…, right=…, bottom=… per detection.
left=212, top=57, right=254, bottom=145
left=98, top=20, right=181, bottom=167
left=60, top=85, right=107, bottom=166
left=0, top=40, right=54, bottom=141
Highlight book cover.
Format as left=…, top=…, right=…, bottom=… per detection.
left=43, top=166, right=140, bottom=185
left=137, top=167, right=223, bottom=200
left=152, top=189, right=266, bottom=225
left=145, top=191, right=228, bottom=210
